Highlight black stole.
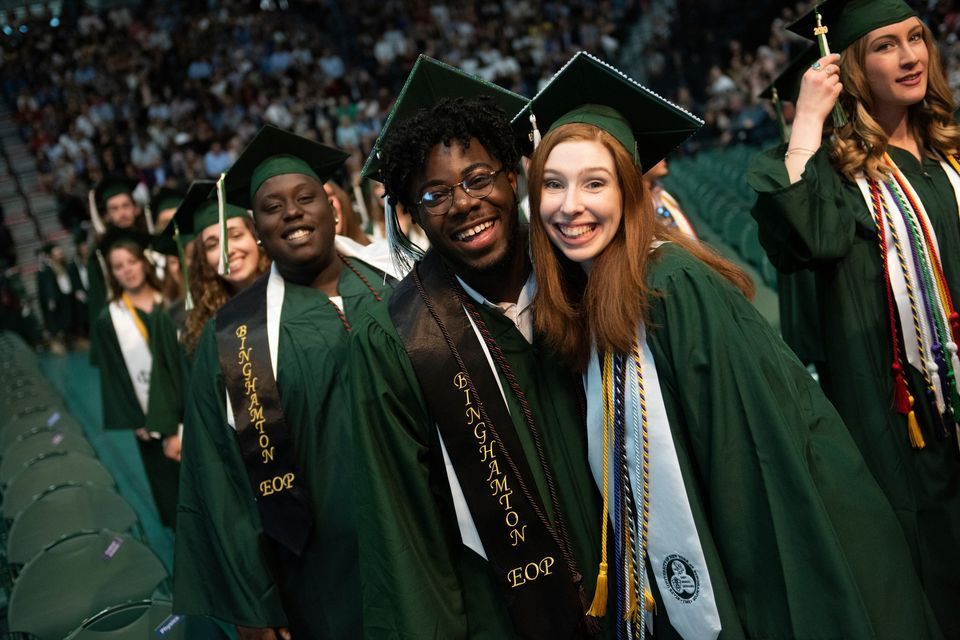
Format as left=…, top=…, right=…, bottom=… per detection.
left=389, top=251, right=584, bottom=639
left=216, top=271, right=312, bottom=556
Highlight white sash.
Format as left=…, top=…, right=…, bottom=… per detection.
left=76, top=259, right=89, bottom=291
left=854, top=162, right=960, bottom=412
left=55, top=270, right=72, bottom=295
left=225, top=264, right=284, bottom=429
left=108, top=300, right=152, bottom=415
left=585, top=328, right=721, bottom=640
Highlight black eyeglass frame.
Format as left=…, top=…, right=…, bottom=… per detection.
left=415, top=167, right=506, bottom=216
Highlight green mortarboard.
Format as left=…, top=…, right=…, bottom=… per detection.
left=759, top=44, right=820, bottom=142
left=94, top=176, right=138, bottom=209
left=164, top=180, right=249, bottom=246
left=360, top=55, right=529, bottom=182
left=760, top=45, right=819, bottom=104
left=760, top=45, right=820, bottom=143
left=513, top=52, right=703, bottom=170
left=72, top=227, right=88, bottom=247
left=97, top=226, right=150, bottom=256
left=151, top=187, right=186, bottom=220
left=224, top=124, right=349, bottom=210
left=787, top=0, right=917, bottom=52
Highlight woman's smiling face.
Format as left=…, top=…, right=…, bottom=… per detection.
left=539, top=139, right=623, bottom=265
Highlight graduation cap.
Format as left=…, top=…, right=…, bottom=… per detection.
left=97, top=226, right=151, bottom=256
left=89, top=176, right=139, bottom=235
left=158, top=180, right=249, bottom=310
left=71, top=226, right=89, bottom=247
left=224, top=125, right=348, bottom=210
left=217, top=124, right=346, bottom=275
left=165, top=180, right=247, bottom=246
left=360, top=55, right=529, bottom=182
left=151, top=187, right=186, bottom=227
left=512, top=52, right=703, bottom=170
left=787, top=0, right=917, bottom=52
left=759, top=45, right=819, bottom=143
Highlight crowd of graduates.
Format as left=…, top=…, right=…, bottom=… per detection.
left=3, top=0, right=960, bottom=638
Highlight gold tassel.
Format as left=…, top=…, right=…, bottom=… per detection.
left=587, top=562, right=608, bottom=617
left=645, top=587, right=656, bottom=612
left=906, top=394, right=926, bottom=449
left=625, top=583, right=639, bottom=622
left=588, top=351, right=614, bottom=620
left=907, top=410, right=926, bottom=449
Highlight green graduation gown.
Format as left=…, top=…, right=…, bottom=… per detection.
left=347, top=284, right=603, bottom=639
left=636, top=244, right=940, bottom=639
left=37, top=264, right=74, bottom=338
left=90, top=301, right=183, bottom=527
left=86, top=252, right=108, bottom=358
left=748, top=146, right=960, bottom=637
left=68, top=258, right=89, bottom=336
left=173, top=260, right=391, bottom=637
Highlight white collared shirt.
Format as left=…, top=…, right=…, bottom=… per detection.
left=455, top=270, right=536, bottom=343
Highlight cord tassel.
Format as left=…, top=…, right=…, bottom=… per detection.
left=891, top=363, right=911, bottom=414
left=216, top=172, right=229, bottom=276
left=529, top=113, right=542, bottom=149
left=587, top=562, right=608, bottom=617
left=588, top=351, right=613, bottom=620
left=88, top=189, right=105, bottom=235
left=907, top=400, right=926, bottom=449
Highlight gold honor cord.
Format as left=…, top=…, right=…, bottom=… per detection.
left=588, top=351, right=614, bottom=617
left=121, top=293, right=149, bottom=345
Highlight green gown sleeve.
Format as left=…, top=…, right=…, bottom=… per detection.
left=144, top=307, right=184, bottom=437
left=86, top=253, right=107, bottom=361
left=173, top=322, right=289, bottom=628
left=37, top=268, right=57, bottom=333
left=747, top=144, right=859, bottom=271
left=645, top=246, right=940, bottom=639
left=347, top=307, right=471, bottom=639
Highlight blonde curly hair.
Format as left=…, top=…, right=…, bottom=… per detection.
left=830, top=20, right=960, bottom=181
left=181, top=217, right=271, bottom=354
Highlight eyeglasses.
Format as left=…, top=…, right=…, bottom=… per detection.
left=416, top=167, right=504, bottom=216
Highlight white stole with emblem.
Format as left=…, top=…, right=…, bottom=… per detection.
left=108, top=300, right=152, bottom=414
left=585, top=327, right=721, bottom=640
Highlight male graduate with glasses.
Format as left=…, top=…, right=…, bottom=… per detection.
left=347, top=56, right=604, bottom=639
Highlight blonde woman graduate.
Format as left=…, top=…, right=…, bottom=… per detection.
left=748, top=2, right=960, bottom=633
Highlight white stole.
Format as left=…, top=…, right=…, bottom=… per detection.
left=854, top=158, right=960, bottom=413
left=108, top=300, right=152, bottom=414
left=585, top=327, right=721, bottom=640
left=55, top=270, right=72, bottom=295
left=225, top=264, right=284, bottom=430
